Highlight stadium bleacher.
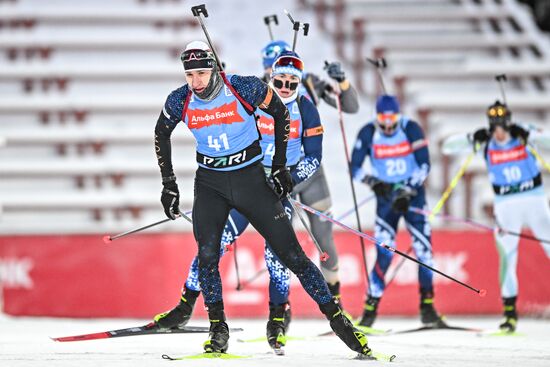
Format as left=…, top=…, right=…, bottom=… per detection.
left=302, top=0, right=550, bottom=221
left=1, top=0, right=549, bottom=234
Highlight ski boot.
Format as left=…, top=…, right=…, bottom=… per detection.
left=357, top=296, right=380, bottom=327
left=320, top=299, right=372, bottom=357
left=266, top=303, right=289, bottom=355
left=153, top=288, right=199, bottom=330
left=203, top=303, right=229, bottom=353
left=328, top=281, right=352, bottom=320
left=420, top=291, right=446, bottom=327
left=499, top=297, right=517, bottom=333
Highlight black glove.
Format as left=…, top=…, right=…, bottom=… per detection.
left=509, top=124, right=529, bottom=142
left=325, top=61, right=346, bottom=82
left=161, top=180, right=180, bottom=220
left=472, top=128, right=490, bottom=146
left=363, top=175, right=392, bottom=198
left=391, top=187, right=416, bottom=214
left=271, top=165, right=293, bottom=198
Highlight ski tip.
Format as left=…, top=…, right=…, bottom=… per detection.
left=477, top=330, right=524, bottom=337
left=355, top=352, right=396, bottom=362
left=102, top=235, right=112, bottom=244
left=478, top=289, right=487, bottom=297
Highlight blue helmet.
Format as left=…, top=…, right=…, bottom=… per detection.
left=376, top=95, right=400, bottom=114
left=261, top=40, right=291, bottom=69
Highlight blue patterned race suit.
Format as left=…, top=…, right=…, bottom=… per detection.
left=351, top=118, right=433, bottom=297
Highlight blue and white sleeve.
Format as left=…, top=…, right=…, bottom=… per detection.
left=291, top=97, right=323, bottom=185
left=351, top=123, right=375, bottom=182
left=404, top=120, right=430, bottom=188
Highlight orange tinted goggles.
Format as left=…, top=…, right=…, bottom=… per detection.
left=377, top=113, right=400, bottom=124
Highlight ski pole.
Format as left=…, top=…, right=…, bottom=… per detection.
left=264, top=14, right=278, bottom=41
left=287, top=195, right=329, bottom=261
left=384, top=246, right=413, bottom=288
left=103, top=210, right=193, bottom=243
left=329, top=86, right=371, bottom=288
left=232, top=240, right=242, bottom=290
left=191, top=4, right=224, bottom=72
left=289, top=198, right=487, bottom=297
left=366, top=57, right=388, bottom=94
left=528, top=145, right=550, bottom=175
left=236, top=268, right=268, bottom=291
left=283, top=9, right=309, bottom=51
left=410, top=206, right=550, bottom=245
left=429, top=151, right=475, bottom=221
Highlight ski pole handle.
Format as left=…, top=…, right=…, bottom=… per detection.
left=366, top=57, right=388, bottom=94
left=283, top=9, right=309, bottom=51
left=494, top=73, right=508, bottom=105
left=366, top=57, right=387, bottom=69
left=264, top=14, right=278, bottom=41
left=191, top=4, right=224, bottom=72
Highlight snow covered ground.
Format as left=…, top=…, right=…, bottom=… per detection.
left=1, top=315, right=549, bottom=367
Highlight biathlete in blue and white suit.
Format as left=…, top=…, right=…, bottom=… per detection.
left=350, top=95, right=444, bottom=328
left=260, top=40, right=360, bottom=309
left=442, top=100, right=550, bottom=333
left=153, top=41, right=370, bottom=356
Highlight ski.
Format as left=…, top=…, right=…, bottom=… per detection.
left=355, top=325, right=392, bottom=335
left=319, top=325, right=390, bottom=337
left=388, top=323, right=482, bottom=335
left=51, top=322, right=244, bottom=342
left=237, top=335, right=307, bottom=343
left=162, top=352, right=250, bottom=360
left=162, top=350, right=394, bottom=361
left=477, top=329, right=524, bottom=337
left=354, top=350, right=397, bottom=362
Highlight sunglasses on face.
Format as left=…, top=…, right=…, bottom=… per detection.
left=488, top=106, right=507, bottom=117
left=273, top=78, right=299, bottom=91
left=376, top=113, right=399, bottom=134
left=272, top=56, right=304, bottom=71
